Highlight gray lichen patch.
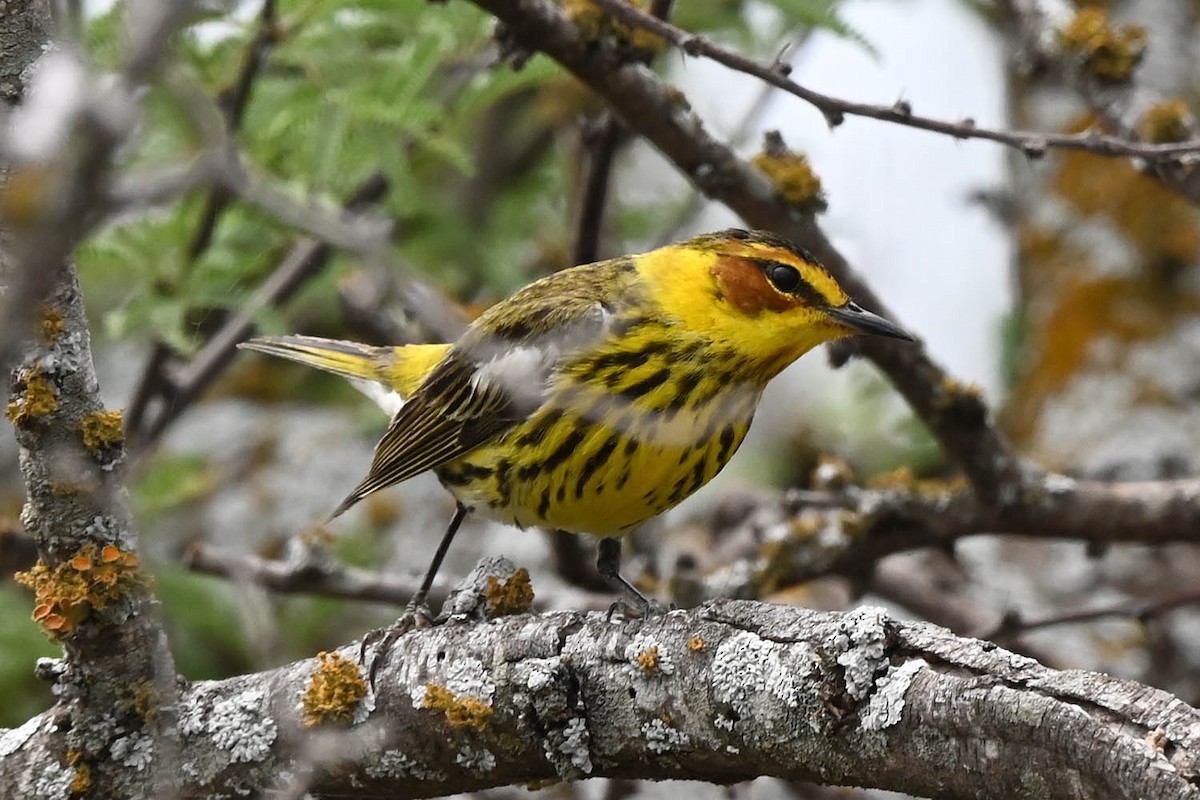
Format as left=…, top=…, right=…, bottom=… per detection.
left=455, top=744, right=497, bottom=773
left=554, top=717, right=593, bottom=775
left=513, top=658, right=593, bottom=779
left=642, top=717, right=690, bottom=754
left=364, top=749, right=445, bottom=782
left=832, top=607, right=891, bottom=701
left=711, top=629, right=816, bottom=739
left=180, top=685, right=277, bottom=771
left=861, top=659, right=927, bottom=731
left=0, top=715, right=44, bottom=756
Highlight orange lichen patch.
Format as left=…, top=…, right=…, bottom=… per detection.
left=302, top=651, right=368, bottom=727
left=751, top=146, right=827, bottom=213
left=687, top=636, right=704, bottom=652
left=40, top=306, right=64, bottom=347
left=635, top=646, right=660, bottom=674
left=422, top=683, right=493, bottom=730
left=80, top=410, right=124, bottom=454
left=5, top=366, right=57, bottom=425
left=70, top=763, right=91, bottom=795
left=1137, top=99, right=1194, bottom=143
left=15, top=544, right=145, bottom=641
left=1058, top=7, right=1146, bottom=82
left=484, top=567, right=535, bottom=618
left=563, top=0, right=667, bottom=54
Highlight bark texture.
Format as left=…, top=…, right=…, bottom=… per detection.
left=3, top=598, right=1197, bottom=799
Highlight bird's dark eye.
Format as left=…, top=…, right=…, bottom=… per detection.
left=766, top=262, right=802, bottom=293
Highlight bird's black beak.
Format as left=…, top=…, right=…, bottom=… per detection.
left=826, top=302, right=915, bottom=341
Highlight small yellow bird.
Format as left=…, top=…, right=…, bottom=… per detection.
left=241, top=229, right=912, bottom=611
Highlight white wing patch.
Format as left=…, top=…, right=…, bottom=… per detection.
left=467, top=302, right=615, bottom=413
left=348, top=377, right=406, bottom=417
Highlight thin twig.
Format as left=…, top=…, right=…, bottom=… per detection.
left=129, top=172, right=393, bottom=449
left=185, top=543, right=443, bottom=606
left=984, top=589, right=1200, bottom=640
left=589, top=0, right=1200, bottom=162
left=126, top=0, right=281, bottom=440
left=572, top=115, right=624, bottom=264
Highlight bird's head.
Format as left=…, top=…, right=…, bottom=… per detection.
left=637, top=228, right=914, bottom=378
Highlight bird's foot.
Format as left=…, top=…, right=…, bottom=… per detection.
left=606, top=597, right=675, bottom=621
left=359, top=599, right=436, bottom=688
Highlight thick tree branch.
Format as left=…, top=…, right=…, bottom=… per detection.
left=5, top=266, right=180, bottom=798
left=4, top=595, right=1196, bottom=799
left=696, top=474, right=1200, bottom=601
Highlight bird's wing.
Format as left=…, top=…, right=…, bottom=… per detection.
left=331, top=351, right=519, bottom=516
left=331, top=273, right=630, bottom=517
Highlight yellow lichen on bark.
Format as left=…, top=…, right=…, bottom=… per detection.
left=422, top=683, right=493, bottom=729
left=302, top=651, right=368, bottom=727
left=80, top=409, right=124, bottom=454
left=1058, top=8, right=1146, bottom=82
left=484, top=567, right=535, bottom=618
left=5, top=366, right=57, bottom=425
left=751, top=133, right=827, bottom=213
left=563, top=0, right=667, bottom=54
left=40, top=305, right=64, bottom=346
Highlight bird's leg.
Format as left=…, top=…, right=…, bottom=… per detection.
left=597, top=537, right=664, bottom=617
left=362, top=501, right=471, bottom=683
left=408, top=500, right=470, bottom=618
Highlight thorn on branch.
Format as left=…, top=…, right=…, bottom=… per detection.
left=892, top=99, right=912, bottom=117
left=1022, top=139, right=1048, bottom=159
left=680, top=35, right=704, bottom=57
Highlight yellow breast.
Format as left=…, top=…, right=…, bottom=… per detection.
left=436, top=343, right=761, bottom=536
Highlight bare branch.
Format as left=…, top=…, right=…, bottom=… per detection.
left=589, top=0, right=1200, bottom=164
left=126, top=171, right=394, bottom=449
left=185, top=543, right=445, bottom=607
left=696, top=474, right=1200, bottom=600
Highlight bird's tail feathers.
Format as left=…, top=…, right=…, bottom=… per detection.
left=240, top=335, right=394, bottom=384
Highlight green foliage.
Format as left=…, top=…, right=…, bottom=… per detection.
left=78, top=0, right=868, bottom=351
left=0, top=586, right=57, bottom=727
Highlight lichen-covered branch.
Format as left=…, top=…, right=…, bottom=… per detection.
left=4, top=267, right=180, bottom=798
left=4, top=594, right=1196, bottom=799
left=1004, top=0, right=1200, bottom=204
left=695, top=472, right=1200, bottom=600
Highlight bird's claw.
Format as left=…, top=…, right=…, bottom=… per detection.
left=360, top=600, right=437, bottom=688
left=606, top=597, right=674, bottom=621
